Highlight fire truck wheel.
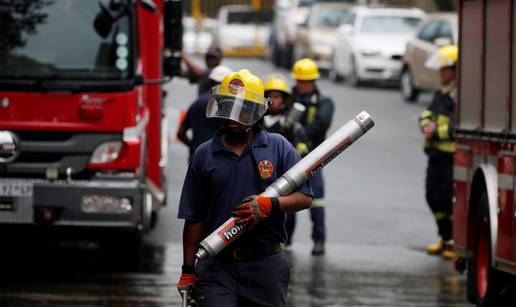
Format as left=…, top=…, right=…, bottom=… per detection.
left=466, top=191, right=504, bottom=306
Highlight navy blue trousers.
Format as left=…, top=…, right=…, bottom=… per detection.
left=285, top=171, right=325, bottom=243
left=425, top=155, right=453, bottom=241
left=196, top=252, right=289, bottom=307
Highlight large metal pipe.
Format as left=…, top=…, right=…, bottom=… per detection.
left=195, top=111, right=374, bottom=260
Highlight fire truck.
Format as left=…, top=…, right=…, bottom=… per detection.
left=0, top=0, right=182, bottom=263
left=454, top=0, right=516, bottom=305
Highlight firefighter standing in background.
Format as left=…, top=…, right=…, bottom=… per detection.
left=177, top=65, right=233, bottom=160
left=180, top=45, right=224, bottom=96
left=176, top=69, right=313, bottom=306
left=288, top=58, right=334, bottom=256
left=419, top=45, right=458, bottom=260
left=262, top=75, right=292, bottom=135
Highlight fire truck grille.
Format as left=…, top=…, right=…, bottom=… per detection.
left=0, top=131, right=122, bottom=179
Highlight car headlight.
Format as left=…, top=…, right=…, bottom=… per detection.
left=361, top=50, right=381, bottom=57
left=90, top=141, right=122, bottom=164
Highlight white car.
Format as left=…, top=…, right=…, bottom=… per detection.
left=215, top=5, right=272, bottom=57
left=330, top=6, right=425, bottom=86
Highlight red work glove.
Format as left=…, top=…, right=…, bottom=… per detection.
left=232, top=195, right=280, bottom=226
left=177, top=265, right=196, bottom=294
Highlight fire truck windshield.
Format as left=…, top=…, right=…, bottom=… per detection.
left=0, top=0, right=134, bottom=81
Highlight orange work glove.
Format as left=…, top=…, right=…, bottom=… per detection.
left=232, top=195, right=280, bottom=226
left=177, top=264, right=196, bottom=294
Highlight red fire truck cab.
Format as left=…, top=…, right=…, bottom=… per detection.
left=0, top=0, right=182, bottom=262
left=454, top=0, right=516, bottom=305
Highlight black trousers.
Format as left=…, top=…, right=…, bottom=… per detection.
left=425, top=155, right=454, bottom=241
left=196, top=252, right=289, bottom=307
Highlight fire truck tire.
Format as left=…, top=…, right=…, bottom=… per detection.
left=466, top=191, right=504, bottom=306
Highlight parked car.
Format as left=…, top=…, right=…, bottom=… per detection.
left=294, top=1, right=353, bottom=72
left=182, top=17, right=216, bottom=55
left=215, top=5, right=272, bottom=57
left=401, top=13, right=458, bottom=102
left=330, top=6, right=425, bottom=86
left=270, top=0, right=317, bottom=68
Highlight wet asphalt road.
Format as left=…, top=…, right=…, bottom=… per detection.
left=0, top=58, right=471, bottom=306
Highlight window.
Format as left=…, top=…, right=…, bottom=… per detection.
left=316, top=8, right=350, bottom=28
left=360, top=16, right=421, bottom=33
left=437, top=21, right=454, bottom=42
left=418, top=21, right=442, bottom=42
left=341, top=13, right=356, bottom=26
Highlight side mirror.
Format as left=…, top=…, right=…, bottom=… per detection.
left=338, top=24, right=353, bottom=36
left=433, top=37, right=453, bottom=47
left=94, top=0, right=130, bottom=38
left=163, top=0, right=182, bottom=77
left=140, top=0, right=158, bottom=12
left=94, top=9, right=114, bottom=38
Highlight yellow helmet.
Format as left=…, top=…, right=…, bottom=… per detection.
left=264, top=76, right=291, bottom=95
left=291, top=58, right=320, bottom=81
left=425, top=45, right=458, bottom=70
left=206, top=69, right=270, bottom=125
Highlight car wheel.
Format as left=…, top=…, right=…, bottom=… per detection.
left=348, top=57, right=362, bottom=87
left=400, top=67, right=420, bottom=102
left=466, top=191, right=506, bottom=306
left=329, top=54, right=343, bottom=83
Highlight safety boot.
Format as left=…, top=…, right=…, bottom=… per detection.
left=441, top=241, right=458, bottom=260
left=311, top=240, right=325, bottom=256
left=426, top=239, right=445, bottom=255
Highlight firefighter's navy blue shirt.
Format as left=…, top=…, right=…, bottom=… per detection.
left=178, top=129, right=313, bottom=247
left=182, top=92, right=220, bottom=155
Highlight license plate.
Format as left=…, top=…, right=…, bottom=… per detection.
left=0, top=198, right=14, bottom=211
left=0, top=182, right=33, bottom=197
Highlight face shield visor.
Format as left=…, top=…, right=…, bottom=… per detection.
left=425, top=52, right=456, bottom=70
left=206, top=85, right=271, bottom=125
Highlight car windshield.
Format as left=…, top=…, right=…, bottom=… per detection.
left=316, top=8, right=350, bottom=28
left=227, top=10, right=273, bottom=24
left=360, top=15, right=421, bottom=33
left=298, top=0, right=316, bottom=7
left=0, top=0, right=133, bottom=80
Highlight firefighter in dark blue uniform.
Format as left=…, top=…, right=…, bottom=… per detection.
left=176, top=69, right=313, bottom=306
left=419, top=45, right=458, bottom=260
left=288, top=58, right=334, bottom=255
left=177, top=65, right=233, bottom=160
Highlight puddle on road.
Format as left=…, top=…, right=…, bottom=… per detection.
left=0, top=241, right=473, bottom=307
left=287, top=252, right=469, bottom=307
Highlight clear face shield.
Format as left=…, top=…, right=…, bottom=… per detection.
left=206, top=85, right=271, bottom=126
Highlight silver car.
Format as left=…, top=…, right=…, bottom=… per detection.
left=400, top=13, right=458, bottom=102
left=330, top=6, right=425, bottom=86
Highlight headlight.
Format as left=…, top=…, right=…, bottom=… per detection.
left=361, top=50, right=381, bottom=57
left=90, top=141, right=122, bottom=164
left=81, top=195, right=132, bottom=214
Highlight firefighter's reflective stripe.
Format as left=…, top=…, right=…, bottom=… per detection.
left=436, top=141, right=455, bottom=153
left=435, top=211, right=451, bottom=220
left=307, top=106, right=317, bottom=125
left=498, top=174, right=514, bottom=191
left=454, top=166, right=468, bottom=182
left=311, top=198, right=325, bottom=208
left=436, top=115, right=450, bottom=140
